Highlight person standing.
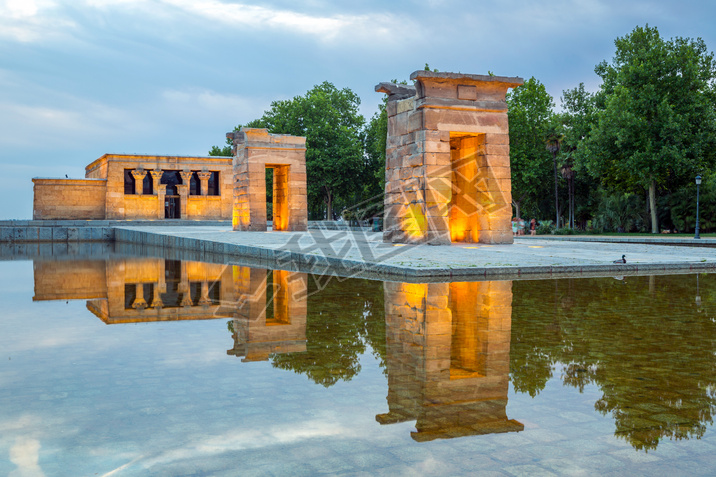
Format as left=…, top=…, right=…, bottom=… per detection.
left=530, top=219, right=537, bottom=236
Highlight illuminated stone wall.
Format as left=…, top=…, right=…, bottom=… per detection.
left=85, top=154, right=233, bottom=220
left=32, top=178, right=107, bottom=220
left=377, top=280, right=523, bottom=441
left=33, top=154, right=234, bottom=220
left=97, top=258, right=235, bottom=324
left=227, top=267, right=308, bottom=361
left=377, top=71, right=523, bottom=244
left=33, top=260, right=108, bottom=300
left=228, top=128, right=308, bottom=232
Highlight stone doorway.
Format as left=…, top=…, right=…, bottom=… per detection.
left=165, top=196, right=180, bottom=219
left=449, top=133, right=485, bottom=243
left=377, top=71, right=523, bottom=245
left=228, top=128, right=308, bottom=232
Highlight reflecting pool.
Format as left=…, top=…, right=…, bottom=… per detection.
left=0, top=257, right=714, bottom=476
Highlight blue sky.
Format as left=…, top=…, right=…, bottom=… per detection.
left=1, top=0, right=715, bottom=219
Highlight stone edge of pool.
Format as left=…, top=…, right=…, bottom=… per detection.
left=111, top=227, right=716, bottom=281
left=2, top=223, right=716, bottom=281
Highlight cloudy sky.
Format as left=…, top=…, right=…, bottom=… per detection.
left=1, top=0, right=715, bottom=218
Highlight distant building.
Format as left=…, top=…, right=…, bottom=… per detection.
left=32, top=153, right=233, bottom=220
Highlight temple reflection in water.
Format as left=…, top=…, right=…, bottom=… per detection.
left=33, top=259, right=309, bottom=362
left=379, top=281, right=523, bottom=441
left=32, top=257, right=521, bottom=441
left=24, top=258, right=716, bottom=453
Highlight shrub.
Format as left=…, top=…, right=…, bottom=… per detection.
left=536, top=221, right=555, bottom=235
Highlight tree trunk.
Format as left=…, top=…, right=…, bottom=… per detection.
left=512, top=200, right=520, bottom=221
left=553, top=153, right=559, bottom=228
left=325, top=191, right=333, bottom=221
left=649, top=180, right=658, bottom=233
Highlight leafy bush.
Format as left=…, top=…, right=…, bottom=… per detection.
left=553, top=227, right=576, bottom=235
left=592, top=192, right=647, bottom=232
left=536, top=221, right=555, bottom=235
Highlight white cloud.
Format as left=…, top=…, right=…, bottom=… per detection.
left=162, top=0, right=400, bottom=42
left=138, top=417, right=353, bottom=469
left=159, top=87, right=270, bottom=127
left=9, top=438, right=45, bottom=477
left=0, top=0, right=75, bottom=43
left=0, top=97, right=155, bottom=149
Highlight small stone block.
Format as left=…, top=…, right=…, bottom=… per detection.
left=39, top=227, right=53, bottom=241
left=457, top=84, right=478, bottom=100
left=13, top=228, right=26, bottom=241
left=78, top=227, right=92, bottom=241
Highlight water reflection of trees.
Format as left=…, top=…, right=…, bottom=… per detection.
left=269, top=277, right=385, bottom=387
left=511, top=274, right=716, bottom=451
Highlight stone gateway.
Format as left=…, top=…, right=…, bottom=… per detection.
left=377, top=71, right=523, bottom=245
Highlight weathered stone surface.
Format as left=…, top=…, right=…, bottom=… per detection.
left=34, top=154, right=233, bottom=221
left=231, top=128, right=308, bottom=232
left=377, top=71, right=522, bottom=245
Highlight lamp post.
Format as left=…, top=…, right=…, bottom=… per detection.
left=695, top=175, right=702, bottom=239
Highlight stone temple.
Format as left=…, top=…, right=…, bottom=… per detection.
left=31, top=128, right=307, bottom=233
left=377, top=71, right=523, bottom=245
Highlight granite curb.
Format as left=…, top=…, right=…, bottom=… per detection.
left=112, top=227, right=716, bottom=281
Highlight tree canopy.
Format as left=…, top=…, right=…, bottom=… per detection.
left=580, top=25, right=716, bottom=231
left=506, top=77, right=554, bottom=219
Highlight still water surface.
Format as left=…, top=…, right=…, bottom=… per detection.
left=0, top=257, right=714, bottom=476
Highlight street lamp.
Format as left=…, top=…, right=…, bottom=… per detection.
left=695, top=174, right=702, bottom=239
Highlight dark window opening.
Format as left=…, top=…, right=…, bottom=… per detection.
left=124, top=283, right=154, bottom=309
left=190, top=172, right=201, bottom=196
left=142, top=170, right=153, bottom=195
left=124, top=283, right=136, bottom=308
left=161, top=170, right=182, bottom=196
left=190, top=282, right=202, bottom=304
left=124, top=169, right=135, bottom=194
left=208, top=171, right=220, bottom=196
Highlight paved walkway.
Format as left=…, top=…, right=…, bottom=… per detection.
left=115, top=226, right=716, bottom=280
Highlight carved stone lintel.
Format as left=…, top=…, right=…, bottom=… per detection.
left=375, top=82, right=416, bottom=101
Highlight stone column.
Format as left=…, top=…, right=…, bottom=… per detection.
left=149, top=170, right=163, bottom=195
left=152, top=283, right=164, bottom=309
left=198, top=281, right=212, bottom=306
left=131, top=169, right=146, bottom=195
left=132, top=284, right=148, bottom=310
left=198, top=171, right=211, bottom=196
left=156, top=259, right=166, bottom=305
left=178, top=170, right=193, bottom=220
left=156, top=184, right=167, bottom=219
left=179, top=261, right=192, bottom=307
left=179, top=171, right=193, bottom=191
left=176, top=184, right=189, bottom=219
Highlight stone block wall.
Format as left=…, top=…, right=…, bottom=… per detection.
left=98, top=258, right=235, bottom=324
left=377, top=71, right=523, bottom=245
left=377, top=280, right=523, bottom=441
left=32, top=178, right=107, bottom=220
left=33, top=260, right=108, bottom=301
left=227, top=267, right=308, bottom=361
left=84, top=154, right=233, bottom=220
left=229, top=128, right=308, bottom=232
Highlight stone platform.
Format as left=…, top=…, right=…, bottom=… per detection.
left=113, top=226, right=716, bottom=281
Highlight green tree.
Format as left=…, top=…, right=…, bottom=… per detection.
left=581, top=25, right=716, bottom=233
left=362, top=99, right=387, bottom=200
left=559, top=84, right=599, bottom=228
left=506, top=77, right=555, bottom=220
left=258, top=82, right=365, bottom=219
